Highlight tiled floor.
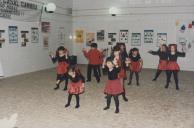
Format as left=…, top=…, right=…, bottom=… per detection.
left=0, top=65, right=194, bottom=128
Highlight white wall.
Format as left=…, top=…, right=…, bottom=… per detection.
left=0, top=0, right=73, bottom=77
left=72, top=0, right=194, bottom=71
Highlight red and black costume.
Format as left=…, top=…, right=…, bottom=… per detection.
left=128, top=48, right=142, bottom=86
left=65, top=73, right=85, bottom=108
left=110, top=45, right=128, bottom=102
left=165, top=45, right=185, bottom=90
left=149, top=49, right=168, bottom=81
left=104, top=65, right=124, bottom=113
left=83, top=43, right=102, bottom=83
left=50, top=52, right=69, bottom=90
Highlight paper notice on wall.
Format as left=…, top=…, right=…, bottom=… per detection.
left=75, top=30, right=84, bottom=43
left=157, top=33, right=167, bottom=47
left=0, top=1, right=42, bottom=22
left=119, top=30, right=128, bottom=43
left=176, top=20, right=194, bottom=52
left=97, top=30, right=105, bottom=42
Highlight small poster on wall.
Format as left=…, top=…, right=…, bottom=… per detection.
left=75, top=30, right=84, bottom=43
left=0, top=30, right=5, bottom=48
left=41, top=22, right=50, bottom=33
left=108, top=33, right=117, bottom=45
left=21, top=31, right=29, bottom=47
left=157, top=33, right=167, bottom=47
left=176, top=20, right=194, bottom=52
left=97, top=30, right=105, bottom=42
left=144, top=30, right=154, bottom=43
left=119, top=30, right=128, bottom=43
left=131, top=33, right=141, bottom=46
left=31, top=28, right=39, bottom=43
left=43, top=34, right=49, bottom=48
left=41, top=22, right=50, bottom=49
left=9, top=26, right=18, bottom=43
left=86, top=32, right=95, bottom=46
left=58, top=27, right=65, bottom=45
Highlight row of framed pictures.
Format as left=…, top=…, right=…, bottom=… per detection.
left=0, top=26, right=39, bottom=48
left=131, top=31, right=167, bottom=47
left=75, top=29, right=167, bottom=47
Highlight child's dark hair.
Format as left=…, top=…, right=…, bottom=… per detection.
left=106, top=57, right=114, bottom=63
left=110, top=45, right=121, bottom=57
left=91, top=43, right=98, bottom=48
left=68, top=65, right=82, bottom=75
left=117, top=43, right=126, bottom=50
left=159, top=44, right=168, bottom=52
left=56, top=46, right=66, bottom=56
left=129, top=47, right=141, bottom=57
left=168, top=44, right=177, bottom=52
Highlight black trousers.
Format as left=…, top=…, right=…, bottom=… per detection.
left=56, top=74, right=68, bottom=87
left=87, top=64, right=100, bottom=82
left=129, top=71, right=139, bottom=84
left=166, top=70, right=179, bottom=89
left=97, top=64, right=102, bottom=77
left=66, top=94, right=80, bottom=106
left=153, top=70, right=168, bottom=81
left=121, top=78, right=128, bottom=100
left=106, top=94, right=119, bottom=110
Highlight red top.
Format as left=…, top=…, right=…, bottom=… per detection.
left=83, top=49, right=103, bottom=65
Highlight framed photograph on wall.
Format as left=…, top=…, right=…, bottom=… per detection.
left=144, top=30, right=154, bottom=43
left=21, top=31, right=29, bottom=47
left=41, top=22, right=50, bottom=33
left=8, top=26, right=18, bottom=44
left=75, top=30, right=84, bottom=43
left=131, top=33, right=141, bottom=46
left=119, top=30, right=128, bottom=43
left=86, top=32, right=95, bottom=46
left=97, top=30, right=105, bottom=42
left=31, top=28, right=39, bottom=43
left=43, top=34, right=49, bottom=48
left=108, top=33, right=117, bottom=45
left=0, top=30, right=5, bottom=48
left=157, top=33, right=167, bottom=47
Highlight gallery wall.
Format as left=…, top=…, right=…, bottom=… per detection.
left=1, top=0, right=194, bottom=78
left=0, top=0, right=73, bottom=77
left=72, top=0, right=194, bottom=71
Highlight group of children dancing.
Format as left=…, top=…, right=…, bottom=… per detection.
left=49, top=42, right=185, bottom=114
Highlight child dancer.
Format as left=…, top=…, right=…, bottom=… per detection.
left=65, top=65, right=85, bottom=108
left=50, top=46, right=69, bottom=90
left=103, top=57, right=124, bottom=113
left=148, top=44, right=168, bottom=81
left=117, top=43, right=128, bottom=70
left=165, top=44, right=185, bottom=90
left=111, top=45, right=128, bottom=102
left=82, top=43, right=102, bottom=83
left=127, top=48, right=143, bottom=86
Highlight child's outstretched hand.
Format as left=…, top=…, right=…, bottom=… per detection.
left=49, top=52, right=54, bottom=58
left=102, top=60, right=106, bottom=69
left=82, top=48, right=86, bottom=52
left=125, top=58, right=131, bottom=67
